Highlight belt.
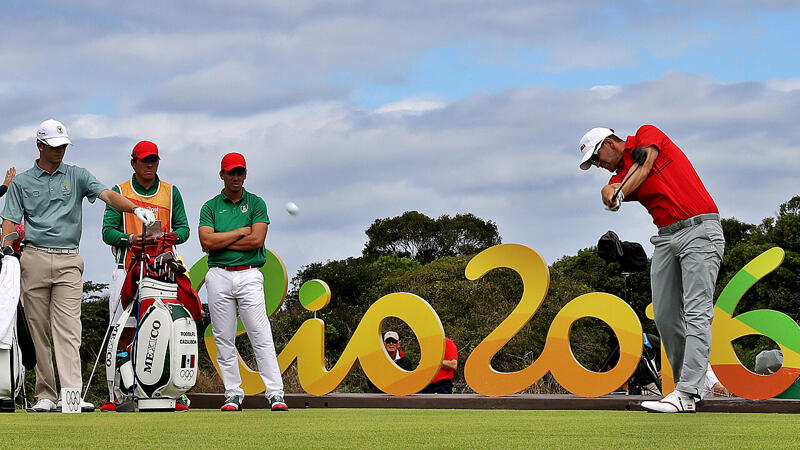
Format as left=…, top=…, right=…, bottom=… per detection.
left=223, top=265, right=260, bottom=271
left=658, top=213, right=719, bottom=236
left=27, top=244, right=79, bottom=255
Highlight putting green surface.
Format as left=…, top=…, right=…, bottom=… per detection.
left=0, top=408, right=796, bottom=448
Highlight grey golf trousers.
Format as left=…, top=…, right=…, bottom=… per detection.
left=650, top=215, right=724, bottom=397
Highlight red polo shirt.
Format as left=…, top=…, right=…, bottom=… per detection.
left=610, top=125, right=718, bottom=227
left=431, top=338, right=458, bottom=383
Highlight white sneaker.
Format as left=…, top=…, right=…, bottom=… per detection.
left=28, top=398, right=57, bottom=412
left=81, top=401, right=95, bottom=412
left=641, top=390, right=696, bottom=413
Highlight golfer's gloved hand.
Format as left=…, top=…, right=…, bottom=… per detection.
left=605, top=191, right=623, bottom=212
left=133, top=207, right=157, bottom=226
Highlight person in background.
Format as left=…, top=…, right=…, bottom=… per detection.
left=420, top=337, right=457, bottom=394
left=0, top=167, right=15, bottom=198
left=367, top=331, right=413, bottom=393
left=702, top=365, right=729, bottom=399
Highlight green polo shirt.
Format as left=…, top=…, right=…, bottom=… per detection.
left=199, top=188, right=269, bottom=268
left=0, top=160, right=107, bottom=248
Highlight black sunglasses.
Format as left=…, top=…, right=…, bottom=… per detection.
left=588, top=140, right=605, bottom=166
left=384, top=338, right=398, bottom=344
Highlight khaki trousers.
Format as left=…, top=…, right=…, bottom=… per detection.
left=20, top=247, right=84, bottom=402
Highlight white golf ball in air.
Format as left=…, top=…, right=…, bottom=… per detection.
left=285, top=202, right=299, bottom=216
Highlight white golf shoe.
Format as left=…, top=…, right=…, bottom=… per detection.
left=28, top=398, right=57, bottom=412
left=641, top=390, right=696, bottom=413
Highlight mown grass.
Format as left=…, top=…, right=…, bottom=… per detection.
left=0, top=408, right=796, bottom=448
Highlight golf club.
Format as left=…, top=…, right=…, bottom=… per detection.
left=1, top=232, right=18, bottom=247
left=607, top=147, right=648, bottom=210
left=118, top=222, right=147, bottom=413
left=82, top=309, right=119, bottom=400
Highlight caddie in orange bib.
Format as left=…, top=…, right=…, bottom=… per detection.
left=99, top=140, right=191, bottom=411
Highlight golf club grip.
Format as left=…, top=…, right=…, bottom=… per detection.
left=632, top=147, right=647, bottom=165
left=141, top=222, right=147, bottom=254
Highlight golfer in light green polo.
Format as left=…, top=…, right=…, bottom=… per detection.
left=0, top=119, right=157, bottom=412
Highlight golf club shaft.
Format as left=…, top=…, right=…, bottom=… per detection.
left=130, top=222, right=147, bottom=405
left=82, top=320, right=114, bottom=400
left=611, top=147, right=649, bottom=202
left=83, top=272, right=131, bottom=400
left=611, top=162, right=642, bottom=202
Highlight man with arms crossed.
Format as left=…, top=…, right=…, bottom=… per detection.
left=100, top=140, right=190, bottom=411
left=199, top=152, right=287, bottom=412
left=578, top=125, right=724, bottom=413
left=0, top=119, right=156, bottom=412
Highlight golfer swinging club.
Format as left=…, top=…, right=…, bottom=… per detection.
left=578, top=125, right=724, bottom=413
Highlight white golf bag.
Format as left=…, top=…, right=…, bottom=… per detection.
left=0, top=254, right=23, bottom=412
left=0, top=323, right=24, bottom=413
left=106, top=277, right=199, bottom=411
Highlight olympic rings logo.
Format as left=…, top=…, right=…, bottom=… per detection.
left=63, top=389, right=81, bottom=412
left=179, top=370, right=194, bottom=380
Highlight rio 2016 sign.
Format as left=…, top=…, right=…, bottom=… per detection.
left=189, top=244, right=798, bottom=400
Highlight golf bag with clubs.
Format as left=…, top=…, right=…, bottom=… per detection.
left=0, top=232, right=36, bottom=412
left=596, top=231, right=662, bottom=395
left=601, top=332, right=662, bottom=395
left=105, top=231, right=204, bottom=411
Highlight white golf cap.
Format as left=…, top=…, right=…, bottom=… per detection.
left=578, top=127, right=614, bottom=170
left=36, top=119, right=72, bottom=147
left=383, top=331, right=399, bottom=341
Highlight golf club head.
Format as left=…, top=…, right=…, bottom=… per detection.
left=2, top=231, right=18, bottom=245
left=167, top=260, right=187, bottom=274
left=116, top=401, right=136, bottom=412
left=153, top=251, right=175, bottom=265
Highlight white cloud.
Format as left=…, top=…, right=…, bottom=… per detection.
left=5, top=1, right=798, bottom=119
left=767, top=78, right=800, bottom=92
left=375, top=98, right=447, bottom=115
left=589, top=85, right=622, bottom=100
left=4, top=73, right=797, bottom=290
left=2, top=2, right=800, bottom=297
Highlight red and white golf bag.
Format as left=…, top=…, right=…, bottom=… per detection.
left=106, top=247, right=203, bottom=411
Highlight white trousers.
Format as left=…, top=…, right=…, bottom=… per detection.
left=205, top=267, right=283, bottom=399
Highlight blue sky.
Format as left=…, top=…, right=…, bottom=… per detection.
left=347, top=9, right=800, bottom=107
left=1, top=1, right=800, bottom=294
